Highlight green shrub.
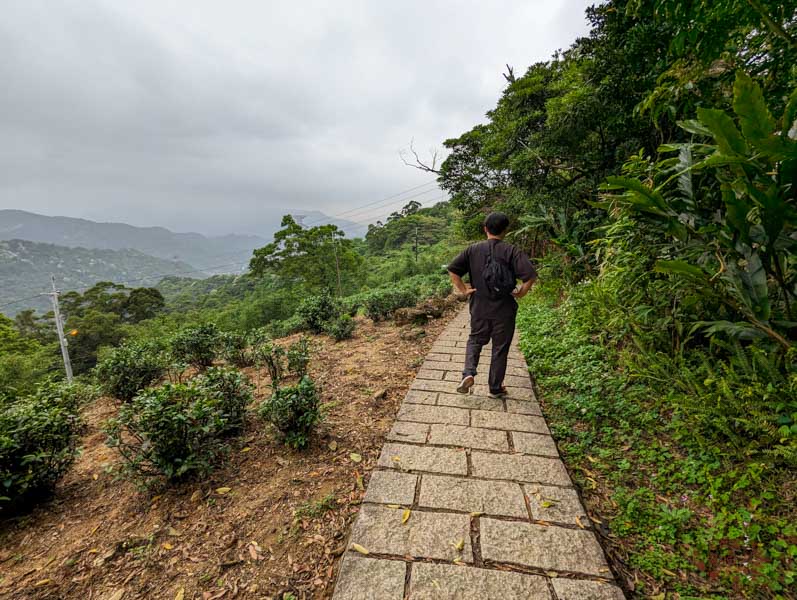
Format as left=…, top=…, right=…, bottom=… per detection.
left=94, top=340, right=167, bottom=402
left=0, top=391, right=82, bottom=509
left=338, top=295, right=364, bottom=317
left=259, top=376, right=322, bottom=449
left=325, top=315, right=356, bottom=341
left=105, top=368, right=252, bottom=481
left=170, top=323, right=220, bottom=369
left=362, top=288, right=418, bottom=321
left=296, top=293, right=338, bottom=333
left=286, top=337, right=311, bottom=377
left=268, top=315, right=305, bottom=339
left=219, top=331, right=253, bottom=367
left=252, top=338, right=286, bottom=385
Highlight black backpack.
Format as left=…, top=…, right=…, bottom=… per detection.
left=482, top=241, right=516, bottom=299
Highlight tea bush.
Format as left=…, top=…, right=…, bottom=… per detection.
left=0, top=388, right=82, bottom=509
left=259, top=376, right=322, bottom=449
left=286, top=337, right=311, bottom=378
left=296, top=293, right=338, bottom=333
left=94, top=340, right=167, bottom=402
left=169, top=323, right=220, bottom=369
left=268, top=315, right=305, bottom=339
left=325, top=315, right=355, bottom=341
left=218, top=331, right=253, bottom=367
left=362, top=288, right=418, bottom=321
left=105, top=367, right=252, bottom=481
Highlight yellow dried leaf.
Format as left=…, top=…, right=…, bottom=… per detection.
left=355, top=473, right=364, bottom=491
left=34, top=579, right=51, bottom=587
left=453, top=538, right=464, bottom=552
left=391, top=456, right=401, bottom=462
left=401, top=509, right=411, bottom=524
left=240, top=447, right=251, bottom=453
left=88, top=548, right=99, bottom=553
left=93, top=473, right=99, bottom=480
left=575, top=516, right=585, bottom=529
left=215, top=487, right=231, bottom=494
left=162, top=543, right=173, bottom=550
left=586, top=455, right=597, bottom=463
left=540, top=501, right=554, bottom=508
left=174, top=588, right=185, bottom=600
left=546, top=571, right=558, bottom=578
left=470, top=512, right=483, bottom=517
left=350, top=543, right=369, bottom=555
left=386, top=504, right=401, bottom=509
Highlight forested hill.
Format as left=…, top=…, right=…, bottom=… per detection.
left=0, top=210, right=267, bottom=270
left=0, top=239, right=195, bottom=315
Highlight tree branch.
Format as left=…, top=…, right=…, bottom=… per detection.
left=400, top=139, right=440, bottom=174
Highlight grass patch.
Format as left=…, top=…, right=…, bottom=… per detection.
left=517, top=287, right=796, bottom=598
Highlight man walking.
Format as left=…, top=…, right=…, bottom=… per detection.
left=447, top=212, right=537, bottom=397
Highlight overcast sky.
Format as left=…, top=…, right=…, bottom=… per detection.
left=0, top=1, right=593, bottom=236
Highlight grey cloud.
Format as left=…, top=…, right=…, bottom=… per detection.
left=0, top=0, right=592, bottom=236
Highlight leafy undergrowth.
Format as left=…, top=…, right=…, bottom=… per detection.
left=0, top=311, right=457, bottom=600
left=517, top=289, right=796, bottom=600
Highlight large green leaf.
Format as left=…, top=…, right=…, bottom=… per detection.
left=698, top=320, right=769, bottom=341
left=733, top=72, right=776, bottom=146
left=783, top=87, right=797, bottom=140
left=654, top=260, right=708, bottom=281
left=696, top=108, right=748, bottom=156
left=724, top=251, right=771, bottom=320
left=605, top=176, right=671, bottom=216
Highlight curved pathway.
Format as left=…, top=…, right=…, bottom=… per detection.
left=332, top=307, right=626, bottom=600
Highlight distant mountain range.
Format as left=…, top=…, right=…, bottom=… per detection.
left=0, top=209, right=359, bottom=315
left=0, top=210, right=267, bottom=271
left=0, top=239, right=197, bottom=315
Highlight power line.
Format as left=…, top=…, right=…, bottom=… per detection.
left=0, top=292, right=49, bottom=310
left=298, top=180, right=439, bottom=228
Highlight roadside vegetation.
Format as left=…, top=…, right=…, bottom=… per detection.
left=1, top=0, right=795, bottom=598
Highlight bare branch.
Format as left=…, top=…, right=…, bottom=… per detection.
left=503, top=64, right=515, bottom=83
left=400, top=138, right=440, bottom=174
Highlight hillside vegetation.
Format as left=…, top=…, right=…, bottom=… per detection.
left=1, top=1, right=795, bottom=598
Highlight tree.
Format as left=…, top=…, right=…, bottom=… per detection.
left=249, top=215, right=363, bottom=294
left=123, top=287, right=165, bottom=323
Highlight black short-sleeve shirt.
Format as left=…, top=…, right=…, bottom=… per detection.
left=447, top=239, right=537, bottom=321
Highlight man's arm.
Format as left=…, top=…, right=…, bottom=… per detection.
left=511, top=277, right=535, bottom=299
left=449, top=271, right=476, bottom=297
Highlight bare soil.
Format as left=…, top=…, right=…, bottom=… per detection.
left=0, top=310, right=458, bottom=600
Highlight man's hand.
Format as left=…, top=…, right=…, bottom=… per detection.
left=512, top=278, right=536, bottom=299
left=449, top=271, right=476, bottom=298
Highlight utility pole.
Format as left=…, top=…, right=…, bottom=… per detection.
left=414, top=224, right=419, bottom=263
left=332, top=236, right=343, bottom=297
left=49, top=275, right=73, bottom=383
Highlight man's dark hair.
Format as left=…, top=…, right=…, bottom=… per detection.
left=484, top=212, right=510, bottom=236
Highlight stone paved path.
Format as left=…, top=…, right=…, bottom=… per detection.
left=332, top=308, right=626, bottom=600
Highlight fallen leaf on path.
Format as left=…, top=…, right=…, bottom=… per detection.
left=174, top=588, right=184, bottom=600
left=401, top=509, right=411, bottom=524
left=351, top=543, right=369, bottom=555
left=350, top=453, right=362, bottom=463
left=215, top=487, right=231, bottom=494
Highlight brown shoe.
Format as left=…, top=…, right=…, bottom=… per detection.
left=456, top=375, right=475, bottom=394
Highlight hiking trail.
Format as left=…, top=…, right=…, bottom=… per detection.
left=331, top=306, right=625, bottom=599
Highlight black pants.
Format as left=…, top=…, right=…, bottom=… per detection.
left=462, top=314, right=515, bottom=393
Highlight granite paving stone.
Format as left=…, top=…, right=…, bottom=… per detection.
left=363, top=470, right=417, bottom=505
left=473, top=384, right=534, bottom=400
left=506, top=399, right=543, bottom=416
left=471, top=410, right=549, bottom=434
left=415, top=369, right=445, bottom=381
left=511, top=432, right=559, bottom=457
left=387, top=421, right=429, bottom=443
left=427, top=353, right=456, bottom=362
left=552, top=579, right=625, bottom=600
left=428, top=424, right=509, bottom=451
left=403, top=390, right=438, bottom=405
left=418, top=475, right=526, bottom=517
left=397, top=404, right=470, bottom=425
left=480, top=518, right=609, bottom=575
left=471, top=451, right=571, bottom=486
left=378, top=443, right=467, bottom=475
left=349, top=504, right=472, bottom=562
left=410, top=379, right=469, bottom=395
left=408, top=563, right=550, bottom=599
left=436, top=393, right=504, bottom=412
left=332, top=556, right=406, bottom=600
left=524, top=484, right=587, bottom=524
